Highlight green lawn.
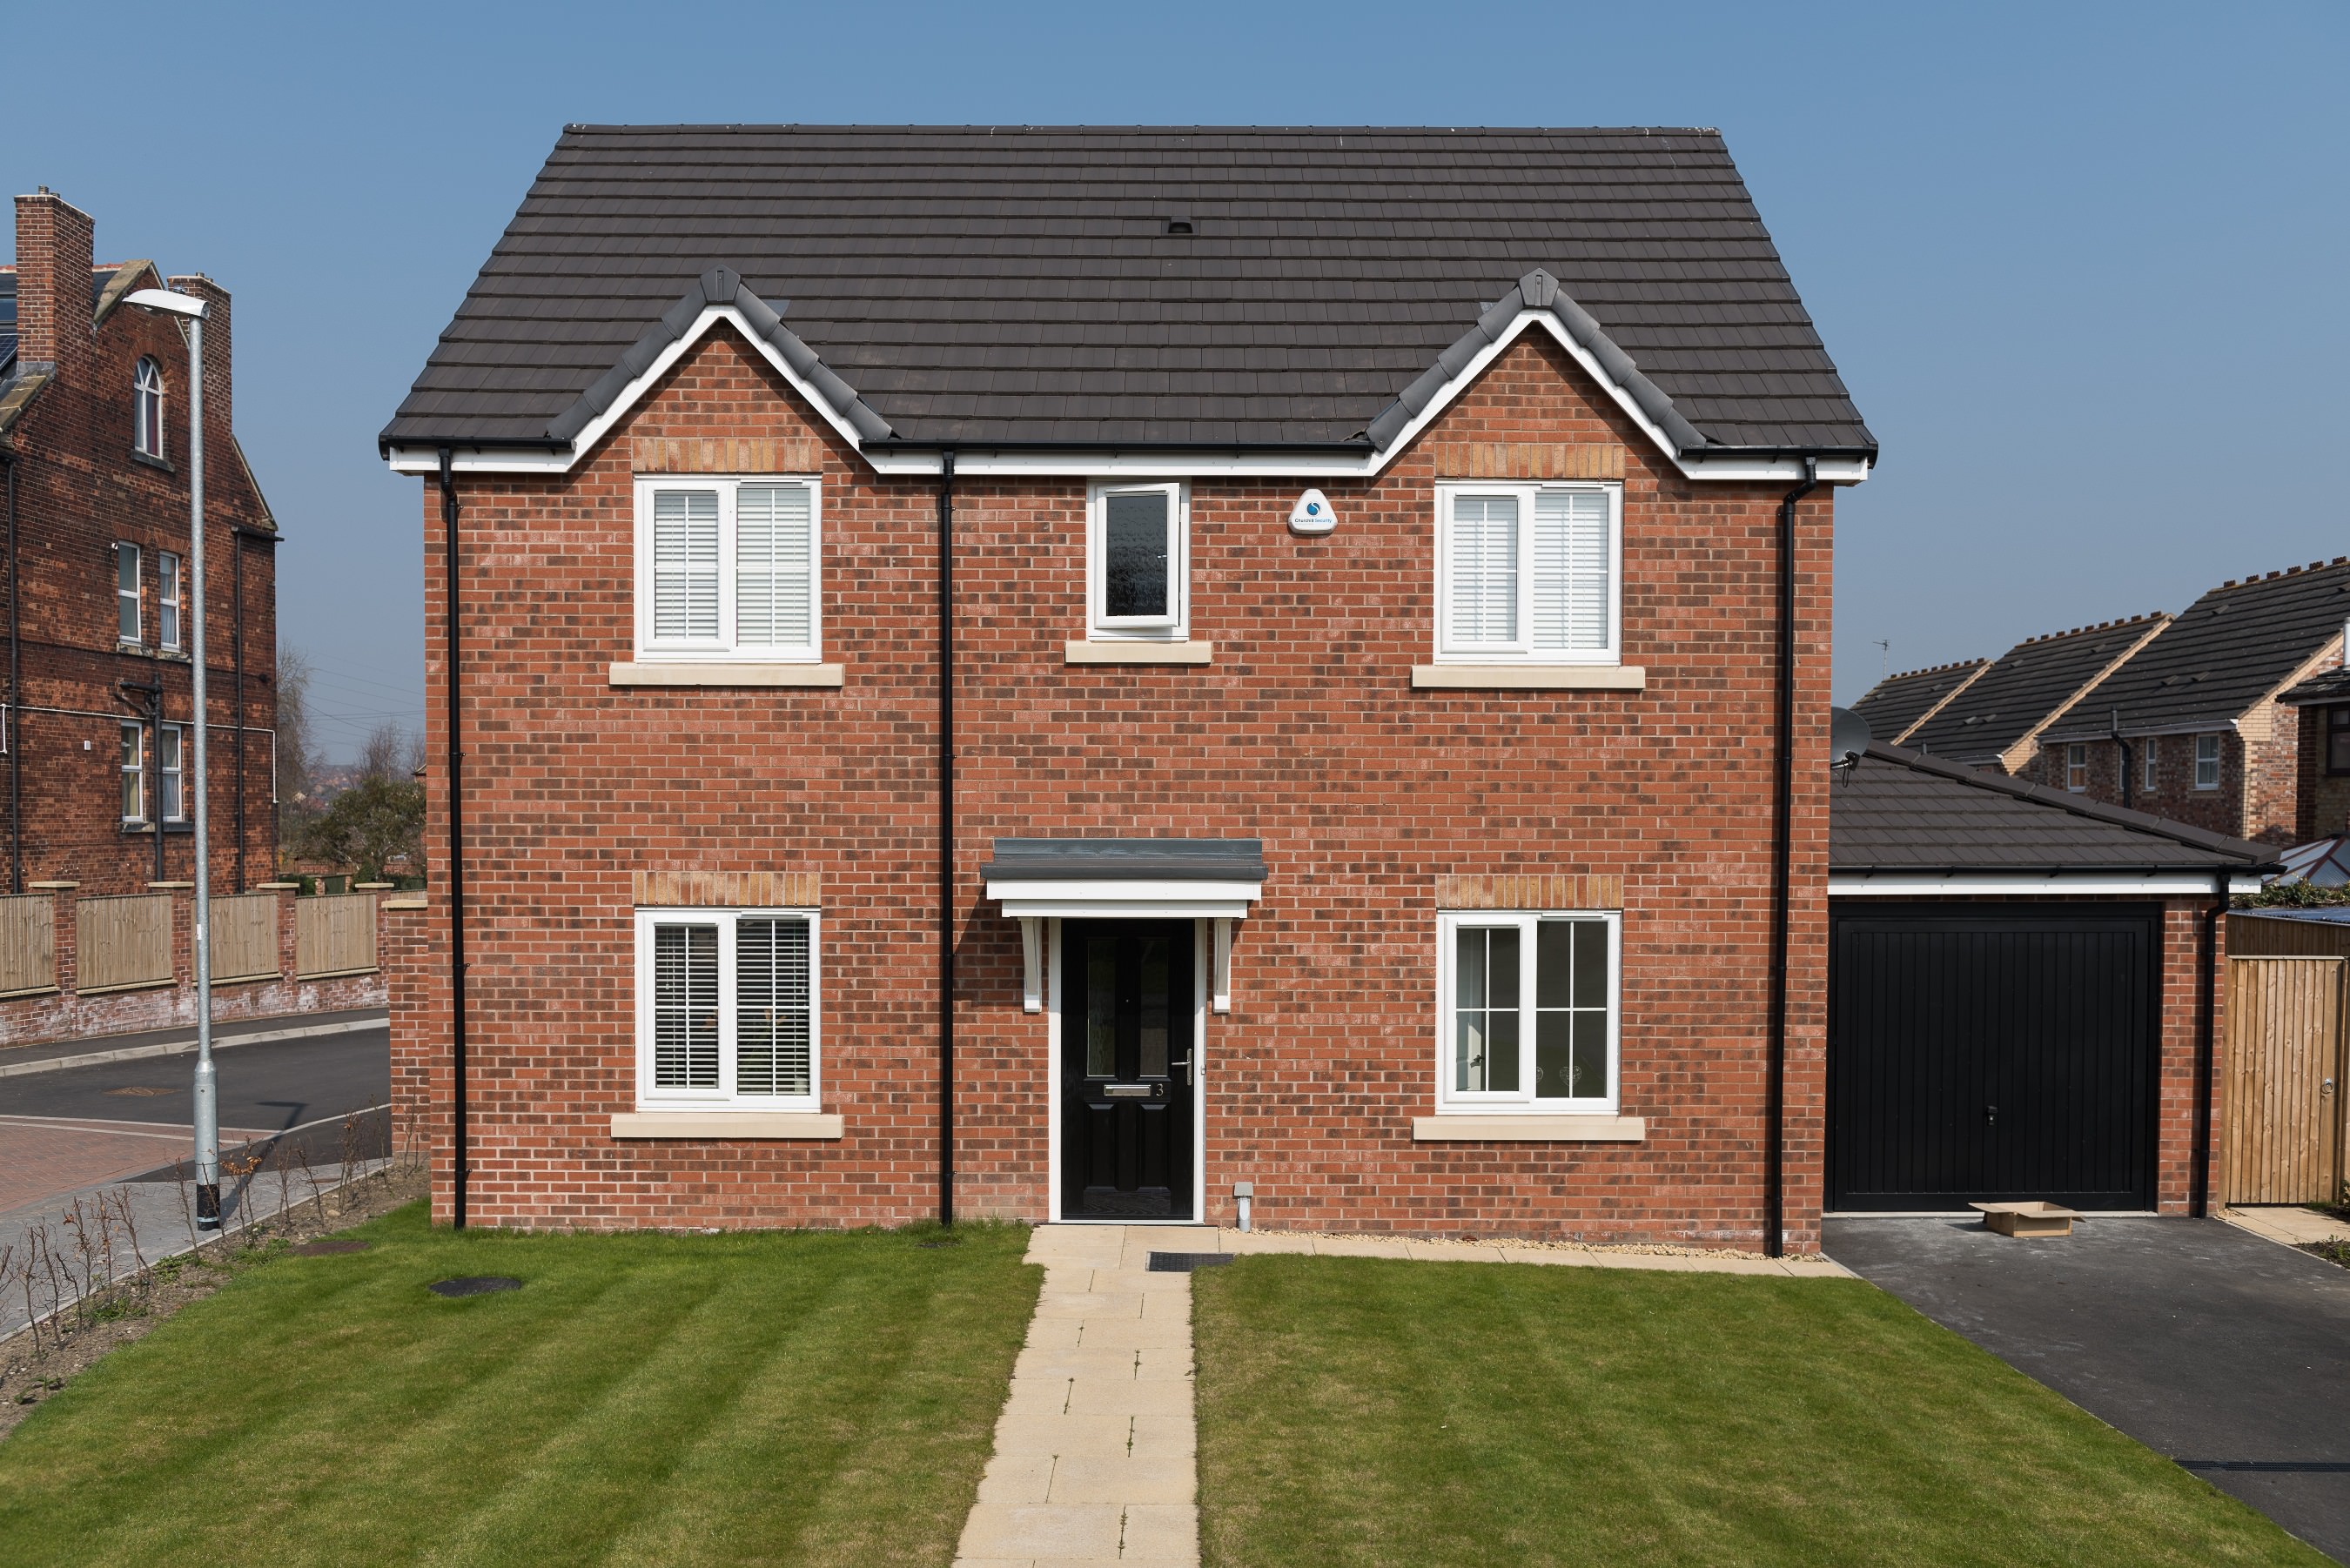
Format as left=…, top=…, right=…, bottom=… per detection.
left=0, top=1204, right=1039, bottom=1568
left=1193, top=1256, right=2326, bottom=1568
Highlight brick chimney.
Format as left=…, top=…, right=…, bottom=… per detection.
left=167, top=272, right=232, bottom=455
left=14, top=188, right=95, bottom=382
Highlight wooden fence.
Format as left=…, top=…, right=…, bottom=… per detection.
left=297, top=893, right=378, bottom=979
left=77, top=894, right=174, bottom=993
left=208, top=893, right=280, bottom=983
left=2223, top=955, right=2348, bottom=1205
left=0, top=895, right=55, bottom=996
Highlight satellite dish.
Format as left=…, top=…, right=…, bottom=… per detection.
left=1830, top=707, right=1872, bottom=770
left=1288, top=488, right=1335, bottom=535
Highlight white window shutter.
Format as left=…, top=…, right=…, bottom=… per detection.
left=734, top=916, right=812, bottom=1096
left=653, top=922, right=721, bottom=1089
left=735, top=485, right=812, bottom=649
left=1533, top=491, right=1610, bottom=651
left=652, top=490, right=720, bottom=640
left=1450, top=494, right=1519, bottom=644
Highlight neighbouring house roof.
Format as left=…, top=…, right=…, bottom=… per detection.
left=2274, top=666, right=2350, bottom=707
left=1897, top=614, right=2168, bottom=771
left=379, top=124, right=1875, bottom=462
left=1830, top=742, right=2279, bottom=878
left=1849, top=659, right=1989, bottom=747
left=2041, top=558, right=2350, bottom=741
left=2269, top=835, right=2350, bottom=887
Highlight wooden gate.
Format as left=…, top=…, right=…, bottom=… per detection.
left=2224, top=955, right=2348, bottom=1205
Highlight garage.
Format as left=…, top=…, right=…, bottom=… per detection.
left=1827, top=740, right=2274, bottom=1213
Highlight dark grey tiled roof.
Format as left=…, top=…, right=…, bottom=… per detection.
left=381, top=124, right=1875, bottom=455
left=1900, top=615, right=2165, bottom=769
left=1850, top=660, right=1988, bottom=746
left=2043, top=559, right=2350, bottom=740
left=2279, top=667, right=2350, bottom=707
left=984, top=839, right=1266, bottom=882
left=1832, top=743, right=2276, bottom=874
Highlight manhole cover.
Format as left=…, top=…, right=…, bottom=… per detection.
left=1146, top=1252, right=1233, bottom=1273
left=291, top=1240, right=371, bottom=1256
left=428, top=1276, right=521, bottom=1297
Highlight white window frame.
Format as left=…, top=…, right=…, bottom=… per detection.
left=2142, top=736, right=2159, bottom=793
left=2065, top=743, right=2088, bottom=793
left=134, top=357, right=165, bottom=459
left=116, top=542, right=142, bottom=646
left=631, top=475, right=823, bottom=664
left=1086, top=479, right=1189, bottom=640
left=2195, top=734, right=2222, bottom=791
left=1434, top=908, right=1621, bottom=1115
left=119, top=722, right=145, bottom=825
left=158, top=551, right=183, bottom=652
left=1433, top=481, right=1623, bottom=666
left=632, top=906, right=822, bottom=1113
left=158, top=722, right=187, bottom=822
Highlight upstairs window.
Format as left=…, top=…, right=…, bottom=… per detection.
left=115, top=543, right=142, bottom=645
left=2142, top=735, right=2159, bottom=793
left=134, top=358, right=165, bottom=459
left=158, top=551, right=183, bottom=651
left=1437, top=910, right=1619, bottom=1113
left=118, top=722, right=144, bottom=824
left=2195, top=734, right=2222, bottom=790
left=2065, top=743, right=2088, bottom=793
left=634, top=477, right=821, bottom=662
left=158, top=723, right=187, bottom=822
left=2328, top=707, right=2350, bottom=776
left=634, top=907, right=821, bottom=1110
left=1088, top=480, right=1188, bottom=640
left=1435, top=483, right=1621, bottom=664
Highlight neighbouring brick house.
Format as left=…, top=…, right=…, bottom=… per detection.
left=2031, top=560, right=2350, bottom=844
left=2268, top=654, right=2350, bottom=842
left=379, top=125, right=1879, bottom=1250
left=0, top=189, right=279, bottom=897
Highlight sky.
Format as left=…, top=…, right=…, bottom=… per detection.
left=4, top=1, right=2344, bottom=755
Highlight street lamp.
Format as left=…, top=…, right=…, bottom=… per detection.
left=126, top=286, right=220, bottom=1231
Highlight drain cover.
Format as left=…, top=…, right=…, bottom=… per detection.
left=1146, top=1252, right=1233, bottom=1273
left=428, top=1276, right=520, bottom=1297
left=291, top=1240, right=371, bottom=1256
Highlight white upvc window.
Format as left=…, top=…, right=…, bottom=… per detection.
left=134, top=358, right=165, bottom=459
left=158, top=723, right=187, bottom=822
left=2195, top=734, right=2222, bottom=790
left=1434, top=482, right=1622, bottom=665
left=158, top=551, right=184, bottom=651
left=1087, top=479, right=1188, bottom=640
left=2142, top=736, right=2159, bottom=793
left=119, top=722, right=144, bottom=824
left=2065, top=743, right=2088, bottom=793
left=1435, top=909, right=1620, bottom=1113
left=632, top=476, right=822, bottom=662
left=633, top=907, right=821, bottom=1111
left=116, top=543, right=142, bottom=645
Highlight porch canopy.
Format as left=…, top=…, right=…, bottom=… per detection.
left=982, top=838, right=1266, bottom=1013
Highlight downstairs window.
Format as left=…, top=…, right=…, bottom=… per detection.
left=634, top=907, right=820, bottom=1110
left=1438, top=910, right=1619, bottom=1113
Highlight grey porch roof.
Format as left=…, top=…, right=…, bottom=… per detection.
left=1850, top=659, right=1989, bottom=747
left=2043, top=559, right=2350, bottom=740
left=1898, top=614, right=2166, bottom=770
left=1832, top=743, right=2278, bottom=875
left=984, top=839, right=1266, bottom=882
left=379, top=124, right=1875, bottom=456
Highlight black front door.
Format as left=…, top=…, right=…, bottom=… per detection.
left=1061, top=920, right=1194, bottom=1220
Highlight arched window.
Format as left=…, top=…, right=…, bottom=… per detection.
left=134, top=357, right=165, bottom=459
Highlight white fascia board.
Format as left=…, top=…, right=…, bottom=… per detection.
left=1830, top=872, right=2265, bottom=897
left=385, top=444, right=574, bottom=475
left=988, top=878, right=1263, bottom=921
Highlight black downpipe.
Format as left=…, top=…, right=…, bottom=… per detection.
left=4, top=451, right=18, bottom=894
left=2192, top=871, right=2226, bottom=1216
left=440, top=450, right=469, bottom=1230
left=2110, top=710, right=2133, bottom=812
left=937, top=452, right=957, bottom=1229
left=1766, top=456, right=1819, bottom=1260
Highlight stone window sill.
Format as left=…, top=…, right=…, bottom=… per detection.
left=131, top=449, right=174, bottom=473
left=608, top=662, right=844, bottom=688
left=1065, top=640, right=1214, bottom=666
left=609, top=1111, right=843, bottom=1140
left=1412, top=665, right=1646, bottom=691
left=1411, top=1114, right=1645, bottom=1142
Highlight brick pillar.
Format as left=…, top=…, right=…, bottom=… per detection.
left=381, top=895, right=446, bottom=1222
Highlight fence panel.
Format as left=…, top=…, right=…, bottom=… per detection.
left=0, top=895, right=56, bottom=995
left=77, top=894, right=174, bottom=993
left=209, top=893, right=280, bottom=983
left=297, top=893, right=378, bottom=978
left=2224, top=955, right=2347, bottom=1205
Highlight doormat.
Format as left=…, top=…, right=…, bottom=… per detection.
left=428, top=1276, right=521, bottom=1297
left=1147, top=1252, right=1233, bottom=1273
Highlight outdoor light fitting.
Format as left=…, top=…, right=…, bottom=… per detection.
left=124, top=287, right=208, bottom=320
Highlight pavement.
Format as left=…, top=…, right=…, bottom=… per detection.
left=0, top=1006, right=386, bottom=1076
left=1827, top=1214, right=2350, bottom=1564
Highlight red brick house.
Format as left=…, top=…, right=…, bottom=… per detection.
left=0, top=190, right=280, bottom=895
left=378, top=126, right=1878, bottom=1251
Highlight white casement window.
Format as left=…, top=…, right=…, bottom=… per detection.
left=158, top=724, right=187, bottom=822
left=633, top=477, right=821, bottom=662
left=1436, top=909, right=1620, bottom=1113
left=2195, top=734, right=2222, bottom=790
left=634, top=907, right=821, bottom=1111
left=158, top=552, right=183, bottom=651
left=119, top=722, right=144, bottom=824
left=134, top=358, right=165, bottom=459
left=2065, top=743, right=2088, bottom=793
left=1087, top=480, right=1188, bottom=640
left=116, top=543, right=142, bottom=645
left=1434, top=483, right=1622, bottom=663
left=2142, top=736, right=2159, bottom=793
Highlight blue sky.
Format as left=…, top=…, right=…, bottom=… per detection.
left=5, top=2, right=2343, bottom=754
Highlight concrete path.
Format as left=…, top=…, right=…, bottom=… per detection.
left=2223, top=1203, right=2350, bottom=1250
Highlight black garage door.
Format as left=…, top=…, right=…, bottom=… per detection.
left=1828, top=903, right=2159, bottom=1211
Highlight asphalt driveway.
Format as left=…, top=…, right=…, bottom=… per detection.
left=1828, top=1215, right=2350, bottom=1563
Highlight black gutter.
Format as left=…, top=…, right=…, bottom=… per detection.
left=2192, top=870, right=2226, bottom=1217
left=1766, top=456, right=1818, bottom=1261
left=937, top=451, right=957, bottom=1229
left=440, top=449, right=469, bottom=1231
left=3, top=449, right=17, bottom=894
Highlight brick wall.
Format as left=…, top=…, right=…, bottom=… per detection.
left=2, top=191, right=279, bottom=898
left=2028, top=729, right=2270, bottom=841
left=393, top=325, right=1834, bottom=1251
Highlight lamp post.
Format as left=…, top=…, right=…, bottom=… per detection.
left=126, top=286, right=219, bottom=1230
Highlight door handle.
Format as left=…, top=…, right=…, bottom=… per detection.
left=1984, top=1103, right=1998, bottom=1126
left=1171, top=1055, right=1192, bottom=1086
